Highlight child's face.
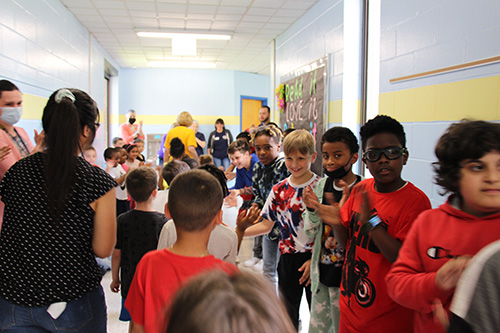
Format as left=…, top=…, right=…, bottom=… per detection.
left=458, top=150, right=500, bottom=217
left=229, top=151, right=250, bottom=169
left=107, top=152, right=120, bottom=168
left=363, top=132, right=407, bottom=191
left=128, top=147, right=139, bottom=160
left=114, top=139, right=124, bottom=148
left=322, top=141, right=357, bottom=175
left=285, top=150, right=316, bottom=182
left=136, top=142, right=144, bottom=153
left=119, top=149, right=128, bottom=164
left=254, top=135, right=280, bottom=166
left=83, top=150, right=97, bottom=164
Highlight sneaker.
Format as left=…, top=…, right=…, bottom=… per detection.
left=243, top=257, right=260, bottom=267
left=252, top=259, right=263, bottom=272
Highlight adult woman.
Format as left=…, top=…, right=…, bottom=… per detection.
left=207, top=118, right=233, bottom=170
left=120, top=109, right=144, bottom=144
left=190, top=120, right=206, bottom=157
left=0, top=89, right=116, bottom=331
left=0, top=80, right=44, bottom=228
left=165, top=112, right=199, bottom=163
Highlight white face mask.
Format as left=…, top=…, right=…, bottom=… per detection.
left=0, top=107, right=23, bottom=125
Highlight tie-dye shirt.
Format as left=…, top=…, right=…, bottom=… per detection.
left=261, top=174, right=320, bottom=254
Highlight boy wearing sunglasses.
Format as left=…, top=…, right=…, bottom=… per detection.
left=309, top=115, right=431, bottom=332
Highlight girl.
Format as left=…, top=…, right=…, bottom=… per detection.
left=125, top=144, right=140, bottom=170
left=104, top=147, right=129, bottom=216
left=0, top=88, right=116, bottom=331
left=207, top=118, right=233, bottom=170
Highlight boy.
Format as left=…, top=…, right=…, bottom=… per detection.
left=170, top=137, right=199, bottom=169
left=82, top=146, right=98, bottom=166
left=237, top=130, right=320, bottom=329
left=309, top=115, right=431, bottom=332
left=110, top=167, right=167, bottom=322
left=125, top=170, right=243, bottom=333
left=104, top=147, right=129, bottom=216
left=113, top=136, right=124, bottom=148
left=386, top=120, right=500, bottom=333
left=225, top=140, right=259, bottom=211
left=303, top=127, right=363, bottom=333
left=246, top=125, right=290, bottom=275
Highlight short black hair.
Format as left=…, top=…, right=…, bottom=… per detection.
left=260, top=105, right=270, bottom=113
left=103, top=147, right=118, bottom=160
left=434, top=120, right=500, bottom=196
left=227, top=140, right=251, bottom=155
left=197, top=164, right=229, bottom=198
left=360, top=115, right=406, bottom=150
left=126, top=167, right=157, bottom=202
left=236, top=131, right=251, bottom=142
left=321, top=127, right=359, bottom=154
left=0, top=80, right=19, bottom=99
left=170, top=137, right=185, bottom=159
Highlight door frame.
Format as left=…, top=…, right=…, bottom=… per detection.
left=240, top=95, right=268, bottom=130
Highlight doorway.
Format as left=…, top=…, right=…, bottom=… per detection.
left=240, top=96, right=268, bottom=132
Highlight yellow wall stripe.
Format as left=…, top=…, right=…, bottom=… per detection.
left=380, top=75, right=500, bottom=122
left=22, top=94, right=47, bottom=120
left=110, top=114, right=241, bottom=126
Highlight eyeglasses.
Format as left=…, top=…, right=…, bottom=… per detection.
left=94, top=123, right=100, bottom=130
left=363, top=147, right=407, bottom=162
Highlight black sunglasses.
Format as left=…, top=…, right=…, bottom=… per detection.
left=363, top=147, right=407, bottom=162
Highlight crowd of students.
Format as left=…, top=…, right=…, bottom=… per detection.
left=0, top=82, right=499, bottom=333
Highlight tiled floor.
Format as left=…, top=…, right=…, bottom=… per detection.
left=104, top=237, right=310, bottom=332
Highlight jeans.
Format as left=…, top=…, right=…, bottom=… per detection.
left=0, top=285, right=107, bottom=332
left=262, top=236, right=280, bottom=285
left=213, top=157, right=230, bottom=170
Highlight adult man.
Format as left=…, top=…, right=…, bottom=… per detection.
left=258, top=106, right=271, bottom=126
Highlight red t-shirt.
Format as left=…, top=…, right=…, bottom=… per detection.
left=125, top=249, right=237, bottom=333
left=339, top=178, right=431, bottom=332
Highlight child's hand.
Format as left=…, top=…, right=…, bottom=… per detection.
left=303, top=185, right=319, bottom=209
left=110, top=279, right=121, bottom=293
left=224, top=190, right=238, bottom=208
left=435, top=256, right=471, bottom=291
left=432, top=298, right=450, bottom=331
left=298, top=259, right=312, bottom=286
left=225, top=171, right=236, bottom=181
left=315, top=202, right=341, bottom=227
left=337, top=179, right=351, bottom=208
left=105, top=159, right=115, bottom=169
left=359, top=191, right=371, bottom=227
left=236, top=205, right=261, bottom=231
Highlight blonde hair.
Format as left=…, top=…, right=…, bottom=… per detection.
left=164, top=270, right=295, bottom=333
left=283, top=129, right=315, bottom=156
left=177, top=111, right=193, bottom=127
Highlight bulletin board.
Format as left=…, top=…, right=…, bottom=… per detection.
left=279, top=56, right=328, bottom=175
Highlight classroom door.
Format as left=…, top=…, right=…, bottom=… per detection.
left=241, top=98, right=264, bottom=131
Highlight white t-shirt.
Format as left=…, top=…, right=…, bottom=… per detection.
left=108, top=164, right=128, bottom=200
left=151, top=190, right=168, bottom=214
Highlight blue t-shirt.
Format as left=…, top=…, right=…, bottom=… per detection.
left=230, top=154, right=258, bottom=190
left=195, top=132, right=205, bottom=157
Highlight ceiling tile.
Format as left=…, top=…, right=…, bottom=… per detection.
left=126, top=2, right=156, bottom=10
left=92, top=1, right=126, bottom=9
left=156, top=3, right=187, bottom=12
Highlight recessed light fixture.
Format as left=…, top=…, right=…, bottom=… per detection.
left=137, top=31, right=231, bottom=40
left=147, top=61, right=216, bottom=69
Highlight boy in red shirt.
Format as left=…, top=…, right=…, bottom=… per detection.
left=386, top=120, right=500, bottom=333
left=308, top=115, right=431, bottom=332
left=125, top=169, right=252, bottom=333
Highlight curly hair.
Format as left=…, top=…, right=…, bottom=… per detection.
left=360, top=115, right=406, bottom=150
left=251, top=124, right=282, bottom=146
left=433, top=120, right=500, bottom=195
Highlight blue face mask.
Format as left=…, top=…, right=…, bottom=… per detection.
left=0, top=107, right=23, bottom=125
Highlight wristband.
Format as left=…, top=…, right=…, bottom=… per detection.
left=364, top=215, right=382, bottom=233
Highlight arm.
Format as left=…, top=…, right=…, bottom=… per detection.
left=187, top=145, right=199, bottom=163
left=369, top=227, right=403, bottom=263
left=136, top=121, right=145, bottom=140
left=90, top=188, right=117, bottom=258
left=120, top=124, right=136, bottom=144
left=129, top=321, right=145, bottom=333
left=110, top=249, right=121, bottom=293
left=207, top=133, right=213, bottom=155
left=243, top=218, right=273, bottom=237
left=195, top=134, right=206, bottom=148
left=306, top=195, right=349, bottom=248
left=225, top=164, right=236, bottom=181
left=235, top=205, right=261, bottom=251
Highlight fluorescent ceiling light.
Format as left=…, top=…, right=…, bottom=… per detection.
left=137, top=31, right=231, bottom=40
left=172, top=37, right=196, bottom=56
left=147, top=61, right=216, bottom=69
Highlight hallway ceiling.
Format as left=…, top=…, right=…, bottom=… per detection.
left=60, top=0, right=320, bottom=75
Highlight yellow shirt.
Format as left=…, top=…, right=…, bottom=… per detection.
left=164, top=126, right=197, bottom=158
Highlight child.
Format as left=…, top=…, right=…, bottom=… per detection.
left=125, top=170, right=245, bottom=333
left=125, top=144, right=140, bottom=170
left=226, top=140, right=259, bottom=211
left=303, top=127, right=363, bottom=333
left=246, top=125, right=290, bottom=274
left=158, top=164, right=238, bottom=264
left=104, top=147, right=129, bottom=216
left=237, top=130, right=320, bottom=329
left=117, top=146, right=129, bottom=171
left=82, top=146, right=98, bottom=166
left=170, top=137, right=199, bottom=169
left=386, top=120, right=500, bottom=333
left=110, top=167, right=168, bottom=322
left=164, top=270, right=295, bottom=333
left=309, top=115, right=431, bottom=332
left=113, top=136, right=125, bottom=148
left=224, top=131, right=255, bottom=180
left=133, top=138, right=146, bottom=163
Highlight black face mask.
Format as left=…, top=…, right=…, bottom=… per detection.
left=128, top=118, right=136, bottom=125
left=323, top=161, right=351, bottom=180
